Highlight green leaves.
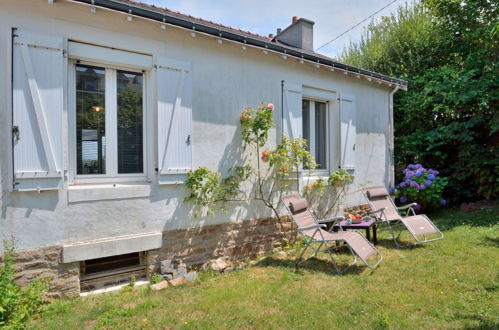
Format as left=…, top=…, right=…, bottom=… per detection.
left=342, top=0, right=498, bottom=203
left=0, top=242, right=48, bottom=329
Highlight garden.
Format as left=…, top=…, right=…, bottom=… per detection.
left=1, top=0, right=497, bottom=328
left=24, top=207, right=499, bottom=329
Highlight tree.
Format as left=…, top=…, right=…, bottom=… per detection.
left=340, top=1, right=498, bottom=202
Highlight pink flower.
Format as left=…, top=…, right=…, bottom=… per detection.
left=267, top=103, right=274, bottom=111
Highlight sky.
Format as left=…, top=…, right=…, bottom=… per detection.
left=140, top=0, right=410, bottom=58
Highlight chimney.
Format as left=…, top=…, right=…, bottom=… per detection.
left=274, top=17, right=315, bottom=51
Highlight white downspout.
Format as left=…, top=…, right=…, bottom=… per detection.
left=388, top=85, right=400, bottom=188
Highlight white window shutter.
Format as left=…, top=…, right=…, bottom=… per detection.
left=283, top=82, right=302, bottom=139
left=156, top=57, right=192, bottom=185
left=12, top=31, right=64, bottom=191
left=340, top=95, right=356, bottom=170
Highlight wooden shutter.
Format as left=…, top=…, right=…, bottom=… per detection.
left=12, top=31, right=64, bottom=191
left=282, top=82, right=302, bottom=139
left=340, top=95, right=356, bottom=170
left=156, top=57, right=192, bottom=185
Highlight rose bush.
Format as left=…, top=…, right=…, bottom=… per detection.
left=392, top=164, right=448, bottom=211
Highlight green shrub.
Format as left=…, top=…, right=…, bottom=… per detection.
left=392, top=164, right=448, bottom=211
left=0, top=242, right=48, bottom=329
left=340, top=1, right=498, bottom=203
left=150, top=273, right=162, bottom=285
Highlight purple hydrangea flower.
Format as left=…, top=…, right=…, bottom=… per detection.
left=389, top=187, right=395, bottom=194
left=418, top=185, right=426, bottom=190
left=405, top=171, right=414, bottom=179
left=427, top=174, right=435, bottom=180
left=425, top=180, right=432, bottom=186
left=441, top=199, right=447, bottom=205
left=408, top=164, right=417, bottom=170
left=400, top=182, right=407, bottom=188
left=413, top=204, right=421, bottom=211
left=396, top=184, right=401, bottom=189
left=415, top=170, right=424, bottom=177
left=415, top=164, right=423, bottom=169
left=400, top=196, right=408, bottom=203
left=433, top=170, right=439, bottom=176
left=410, top=181, right=419, bottom=188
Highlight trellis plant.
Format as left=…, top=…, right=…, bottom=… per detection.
left=184, top=103, right=353, bottom=242
left=303, top=169, right=354, bottom=220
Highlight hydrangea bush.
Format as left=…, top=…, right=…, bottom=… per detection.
left=392, top=164, right=448, bottom=211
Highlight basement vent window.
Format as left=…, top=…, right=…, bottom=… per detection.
left=80, top=252, right=146, bottom=292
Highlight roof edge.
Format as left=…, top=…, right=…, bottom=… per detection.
left=66, top=0, right=408, bottom=88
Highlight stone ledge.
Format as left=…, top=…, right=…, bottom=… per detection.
left=63, top=232, right=162, bottom=263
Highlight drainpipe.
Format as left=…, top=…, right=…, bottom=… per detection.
left=388, top=85, right=399, bottom=189
left=281, top=80, right=284, bottom=143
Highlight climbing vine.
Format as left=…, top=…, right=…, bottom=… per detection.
left=184, top=102, right=353, bottom=242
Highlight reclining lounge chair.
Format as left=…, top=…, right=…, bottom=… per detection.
left=282, top=193, right=382, bottom=274
left=362, top=186, right=444, bottom=248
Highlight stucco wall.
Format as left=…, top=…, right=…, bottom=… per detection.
left=0, top=0, right=394, bottom=252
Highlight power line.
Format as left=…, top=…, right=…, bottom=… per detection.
left=315, top=0, right=399, bottom=52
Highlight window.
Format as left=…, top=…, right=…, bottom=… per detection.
left=302, top=99, right=329, bottom=170
left=80, top=252, right=146, bottom=292
left=73, top=63, right=145, bottom=182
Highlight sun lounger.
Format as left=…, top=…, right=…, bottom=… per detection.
left=282, top=193, right=383, bottom=273
left=362, top=186, right=444, bottom=248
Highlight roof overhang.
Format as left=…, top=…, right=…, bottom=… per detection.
left=63, top=0, right=408, bottom=90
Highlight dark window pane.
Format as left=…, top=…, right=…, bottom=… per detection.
left=76, top=65, right=106, bottom=175
left=315, top=102, right=327, bottom=169
left=302, top=100, right=310, bottom=152
left=117, top=71, right=143, bottom=174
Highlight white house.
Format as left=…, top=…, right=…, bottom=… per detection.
left=0, top=0, right=406, bottom=296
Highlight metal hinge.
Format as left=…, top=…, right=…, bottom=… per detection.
left=12, top=125, right=20, bottom=140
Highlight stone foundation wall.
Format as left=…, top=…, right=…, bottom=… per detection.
left=1, top=217, right=295, bottom=297
left=146, top=217, right=296, bottom=275
left=0, top=245, right=80, bottom=298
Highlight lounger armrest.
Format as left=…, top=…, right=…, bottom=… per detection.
left=397, top=203, right=417, bottom=210
left=318, top=216, right=345, bottom=224
left=297, top=224, right=326, bottom=231
left=397, top=203, right=418, bottom=216
left=367, top=207, right=387, bottom=215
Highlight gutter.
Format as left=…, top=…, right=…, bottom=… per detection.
left=66, top=0, right=408, bottom=88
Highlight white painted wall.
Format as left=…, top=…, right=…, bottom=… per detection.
left=0, top=0, right=394, bottom=252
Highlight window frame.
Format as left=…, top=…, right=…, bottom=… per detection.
left=68, top=59, right=149, bottom=185
left=302, top=98, right=330, bottom=177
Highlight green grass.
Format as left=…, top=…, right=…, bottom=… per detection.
left=30, top=208, right=498, bottom=329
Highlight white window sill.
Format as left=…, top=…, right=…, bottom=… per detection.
left=67, top=182, right=152, bottom=203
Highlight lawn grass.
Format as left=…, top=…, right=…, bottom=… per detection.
left=30, top=207, right=498, bottom=329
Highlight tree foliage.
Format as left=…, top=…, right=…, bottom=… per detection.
left=340, top=0, right=498, bottom=202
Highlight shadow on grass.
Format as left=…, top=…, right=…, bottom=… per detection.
left=428, top=204, right=499, bottom=231
left=374, top=237, right=427, bottom=250
left=254, top=255, right=366, bottom=276
left=482, top=236, right=499, bottom=248
left=454, top=312, right=499, bottom=330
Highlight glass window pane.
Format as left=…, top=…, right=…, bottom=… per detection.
left=117, top=70, right=143, bottom=174
left=302, top=100, right=310, bottom=152
left=315, top=101, right=327, bottom=169
left=76, top=65, right=106, bottom=175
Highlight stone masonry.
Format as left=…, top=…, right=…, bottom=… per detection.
left=146, top=216, right=296, bottom=277
left=2, top=217, right=295, bottom=297
left=1, top=245, right=80, bottom=298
